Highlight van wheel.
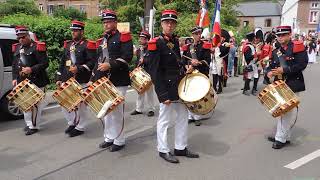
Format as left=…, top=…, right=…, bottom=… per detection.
left=0, top=95, right=24, bottom=120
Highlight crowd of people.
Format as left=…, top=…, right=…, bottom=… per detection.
left=10, top=8, right=312, bottom=164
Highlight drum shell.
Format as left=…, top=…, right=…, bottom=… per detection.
left=130, top=67, right=153, bottom=94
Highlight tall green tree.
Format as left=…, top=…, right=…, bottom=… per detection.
left=53, top=7, right=87, bottom=21
left=0, top=0, right=41, bottom=17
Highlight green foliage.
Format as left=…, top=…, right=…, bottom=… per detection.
left=53, top=7, right=87, bottom=21
left=0, top=0, right=41, bottom=17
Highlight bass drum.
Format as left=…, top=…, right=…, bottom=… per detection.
left=178, top=72, right=218, bottom=115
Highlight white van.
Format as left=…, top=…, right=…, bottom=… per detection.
left=0, top=24, right=37, bottom=119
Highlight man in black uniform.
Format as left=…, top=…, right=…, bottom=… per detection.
left=56, top=20, right=97, bottom=137
left=12, top=26, right=49, bottom=135
left=130, top=31, right=156, bottom=117
left=148, top=9, right=199, bottom=164
left=266, top=26, right=308, bottom=149
left=182, top=26, right=212, bottom=126
left=90, top=9, right=133, bottom=152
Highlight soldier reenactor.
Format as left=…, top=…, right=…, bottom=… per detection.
left=89, top=9, right=133, bottom=152
left=12, top=26, right=50, bottom=135
left=148, top=9, right=199, bottom=164
left=56, top=20, right=97, bottom=137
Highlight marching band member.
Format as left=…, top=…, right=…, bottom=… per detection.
left=148, top=10, right=199, bottom=163
left=12, top=26, right=50, bottom=135
left=266, top=26, right=308, bottom=149
left=242, top=32, right=258, bottom=96
left=89, top=9, right=133, bottom=152
left=182, top=26, right=212, bottom=126
left=130, top=31, right=156, bottom=117
left=56, top=20, right=97, bottom=137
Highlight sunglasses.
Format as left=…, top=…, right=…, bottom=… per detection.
left=17, top=35, right=27, bottom=40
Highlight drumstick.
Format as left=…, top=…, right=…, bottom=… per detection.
left=182, top=55, right=209, bottom=67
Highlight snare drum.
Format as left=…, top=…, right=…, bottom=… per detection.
left=258, top=80, right=300, bottom=117
left=82, top=77, right=124, bottom=118
left=130, top=67, right=152, bottom=94
left=178, top=72, right=218, bottom=115
left=52, top=77, right=83, bottom=112
left=6, top=79, right=45, bottom=112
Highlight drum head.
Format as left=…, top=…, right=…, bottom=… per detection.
left=178, top=73, right=210, bottom=102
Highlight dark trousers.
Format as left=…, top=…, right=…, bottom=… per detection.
left=212, top=74, right=223, bottom=93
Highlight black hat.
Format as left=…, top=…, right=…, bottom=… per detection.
left=101, top=9, right=117, bottom=21
left=161, top=9, right=178, bottom=22
left=246, top=32, right=255, bottom=42
left=190, top=26, right=203, bottom=34
left=221, top=29, right=231, bottom=42
left=70, top=20, right=85, bottom=30
left=139, top=31, right=151, bottom=40
left=275, top=26, right=292, bottom=35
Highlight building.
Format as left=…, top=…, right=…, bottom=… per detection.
left=35, top=0, right=99, bottom=18
left=282, top=0, right=320, bottom=35
left=236, top=1, right=282, bottom=32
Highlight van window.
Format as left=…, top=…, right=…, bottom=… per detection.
left=0, top=39, right=18, bottom=67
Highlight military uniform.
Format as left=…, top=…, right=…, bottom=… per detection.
left=56, top=20, right=97, bottom=137
left=148, top=10, right=199, bottom=164
left=91, top=10, right=133, bottom=151
left=267, top=26, right=308, bottom=149
left=131, top=31, right=156, bottom=117
left=12, top=26, right=49, bottom=135
left=182, top=26, right=212, bottom=124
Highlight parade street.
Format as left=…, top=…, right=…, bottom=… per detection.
left=0, top=61, right=319, bottom=180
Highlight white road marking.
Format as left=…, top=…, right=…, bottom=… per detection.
left=284, top=149, right=320, bottom=170
left=125, top=125, right=153, bottom=138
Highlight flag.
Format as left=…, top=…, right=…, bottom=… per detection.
left=317, top=22, right=320, bottom=33
left=196, top=0, right=210, bottom=27
left=211, top=0, right=221, bottom=46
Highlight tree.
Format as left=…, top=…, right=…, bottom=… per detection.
left=0, top=0, right=41, bottom=17
left=53, top=7, right=87, bottom=21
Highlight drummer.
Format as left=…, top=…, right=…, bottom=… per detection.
left=12, top=26, right=50, bottom=135
left=148, top=9, right=199, bottom=164
left=266, top=26, right=308, bottom=149
left=181, top=26, right=212, bottom=126
left=89, top=9, right=133, bottom=152
left=56, top=20, right=97, bottom=137
left=130, top=31, right=156, bottom=117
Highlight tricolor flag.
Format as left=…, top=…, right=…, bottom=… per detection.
left=317, top=22, right=320, bottom=33
left=196, top=0, right=210, bottom=27
left=211, top=0, right=221, bottom=46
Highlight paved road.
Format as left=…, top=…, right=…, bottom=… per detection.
left=1, top=61, right=319, bottom=180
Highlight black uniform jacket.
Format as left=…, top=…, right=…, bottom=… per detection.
left=57, top=39, right=97, bottom=83
left=268, top=40, right=308, bottom=92
left=12, top=41, right=49, bottom=88
left=147, top=33, right=184, bottom=103
left=90, top=30, right=133, bottom=87
left=182, top=41, right=212, bottom=76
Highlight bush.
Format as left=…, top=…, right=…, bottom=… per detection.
left=0, top=0, right=41, bottom=17
left=53, top=7, right=87, bottom=21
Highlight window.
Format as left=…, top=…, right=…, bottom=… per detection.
left=243, top=21, right=249, bottom=27
left=58, top=4, right=65, bottom=9
left=39, top=3, right=43, bottom=11
left=0, top=39, right=19, bottom=67
left=265, top=19, right=272, bottom=27
left=47, top=5, right=55, bottom=15
left=311, top=2, right=319, bottom=9
left=309, top=11, right=319, bottom=24
left=80, top=5, right=86, bottom=13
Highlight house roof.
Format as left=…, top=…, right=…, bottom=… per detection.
left=236, top=1, right=282, bottom=17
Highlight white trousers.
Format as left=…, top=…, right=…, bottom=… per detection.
left=61, top=102, right=88, bottom=131
left=103, top=86, right=128, bottom=146
left=136, top=85, right=156, bottom=112
left=188, top=110, right=214, bottom=121
left=275, top=93, right=300, bottom=143
left=24, top=88, right=47, bottom=129
left=157, top=102, right=188, bottom=153
left=247, top=63, right=259, bottom=79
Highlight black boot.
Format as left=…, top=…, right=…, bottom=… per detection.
left=69, top=129, right=84, bottom=137
left=130, top=110, right=143, bottom=115
left=25, top=128, right=38, bottom=136
left=110, top=144, right=125, bottom=152
left=65, top=125, right=76, bottom=134
left=272, top=140, right=288, bottom=149
left=99, top=141, right=113, bottom=149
